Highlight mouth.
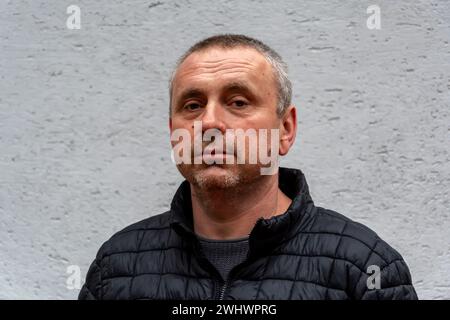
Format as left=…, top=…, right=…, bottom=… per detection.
left=210, top=149, right=232, bottom=155
left=193, top=150, right=235, bottom=163
left=200, top=152, right=234, bottom=158
left=193, top=147, right=234, bottom=157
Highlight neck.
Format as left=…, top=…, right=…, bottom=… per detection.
left=191, top=173, right=292, bottom=240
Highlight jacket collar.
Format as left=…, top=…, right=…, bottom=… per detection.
left=169, top=167, right=316, bottom=258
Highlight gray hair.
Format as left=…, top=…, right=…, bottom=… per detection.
left=169, top=34, right=292, bottom=117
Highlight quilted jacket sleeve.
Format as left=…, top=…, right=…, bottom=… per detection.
left=78, top=259, right=102, bottom=300
left=359, top=258, right=418, bottom=300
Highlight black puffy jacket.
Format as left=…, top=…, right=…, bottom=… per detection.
left=79, top=167, right=418, bottom=300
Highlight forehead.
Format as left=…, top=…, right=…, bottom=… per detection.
left=172, top=46, right=276, bottom=94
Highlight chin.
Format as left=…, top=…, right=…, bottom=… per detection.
left=177, top=163, right=264, bottom=191
left=192, top=165, right=241, bottom=189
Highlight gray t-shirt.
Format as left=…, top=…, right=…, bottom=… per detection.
left=197, top=235, right=250, bottom=281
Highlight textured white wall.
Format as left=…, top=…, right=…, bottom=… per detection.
left=0, top=0, right=449, bottom=299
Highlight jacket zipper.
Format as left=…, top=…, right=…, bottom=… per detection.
left=218, top=279, right=228, bottom=300
left=215, top=250, right=254, bottom=300
left=196, top=239, right=253, bottom=300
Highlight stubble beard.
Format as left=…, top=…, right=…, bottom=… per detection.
left=176, top=163, right=263, bottom=192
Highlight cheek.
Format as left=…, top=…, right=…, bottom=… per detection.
left=170, top=118, right=193, bottom=132
left=244, top=115, right=280, bottom=130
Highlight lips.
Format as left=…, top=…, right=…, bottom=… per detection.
left=194, top=149, right=235, bottom=164
left=193, top=145, right=234, bottom=157
left=201, top=153, right=235, bottom=165
left=210, top=149, right=232, bottom=155
left=198, top=152, right=234, bottom=158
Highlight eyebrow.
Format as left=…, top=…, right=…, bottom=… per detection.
left=222, top=81, right=255, bottom=94
left=176, top=80, right=256, bottom=104
left=177, top=88, right=204, bottom=104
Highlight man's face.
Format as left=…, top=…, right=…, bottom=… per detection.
left=169, top=46, right=283, bottom=190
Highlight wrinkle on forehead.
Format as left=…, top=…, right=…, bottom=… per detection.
left=173, top=48, right=275, bottom=90
left=178, top=60, right=259, bottom=80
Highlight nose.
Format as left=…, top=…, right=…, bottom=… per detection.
left=199, top=100, right=226, bottom=134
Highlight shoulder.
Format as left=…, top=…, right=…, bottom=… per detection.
left=78, top=210, right=175, bottom=300
left=306, top=207, right=417, bottom=299
left=310, top=206, right=405, bottom=268
left=95, top=210, right=174, bottom=261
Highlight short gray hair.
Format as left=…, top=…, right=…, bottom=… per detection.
left=169, top=34, right=292, bottom=117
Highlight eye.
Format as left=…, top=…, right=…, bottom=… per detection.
left=230, top=99, right=248, bottom=108
left=184, top=102, right=201, bottom=111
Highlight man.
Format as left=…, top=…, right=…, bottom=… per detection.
left=79, top=34, right=418, bottom=300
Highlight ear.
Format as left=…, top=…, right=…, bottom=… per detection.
left=169, top=117, right=172, bottom=133
left=279, top=105, right=297, bottom=156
